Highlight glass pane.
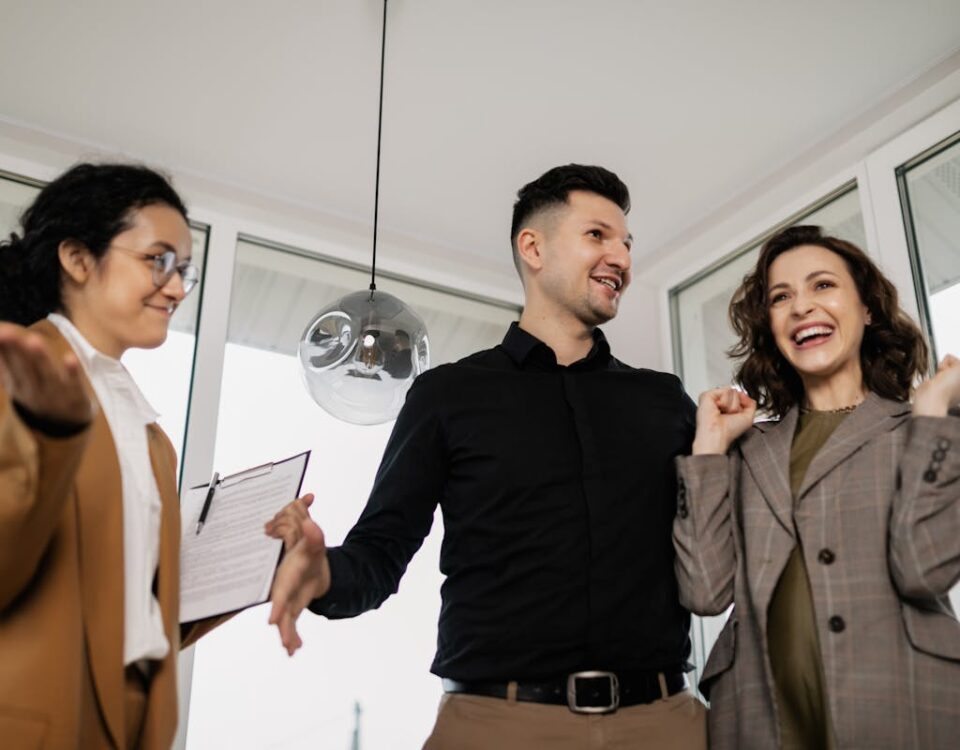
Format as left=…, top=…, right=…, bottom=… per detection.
left=0, top=170, right=207, bottom=468
left=901, top=134, right=960, bottom=362
left=669, top=186, right=867, bottom=687
left=0, top=173, right=41, bottom=231
left=186, top=239, right=519, bottom=749
left=899, top=133, right=960, bottom=613
left=673, top=247, right=760, bottom=403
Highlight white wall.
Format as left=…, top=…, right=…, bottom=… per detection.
left=639, top=53, right=960, bottom=362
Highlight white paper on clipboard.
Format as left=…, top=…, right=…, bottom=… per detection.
left=179, top=450, right=310, bottom=623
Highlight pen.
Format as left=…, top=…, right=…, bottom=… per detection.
left=195, top=471, right=220, bottom=535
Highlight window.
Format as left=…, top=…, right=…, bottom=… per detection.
left=898, top=131, right=960, bottom=613
left=899, top=131, right=960, bottom=364
left=185, top=238, right=519, bottom=749
left=0, top=170, right=42, bottom=231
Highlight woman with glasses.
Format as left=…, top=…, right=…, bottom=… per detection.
left=0, top=163, right=310, bottom=749
left=673, top=226, right=960, bottom=749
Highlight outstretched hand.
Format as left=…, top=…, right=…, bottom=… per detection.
left=692, top=387, right=757, bottom=455
left=914, top=354, right=960, bottom=417
left=268, top=518, right=331, bottom=656
left=0, top=322, right=94, bottom=425
left=265, top=493, right=315, bottom=551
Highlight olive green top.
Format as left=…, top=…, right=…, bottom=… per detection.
left=767, top=409, right=849, bottom=750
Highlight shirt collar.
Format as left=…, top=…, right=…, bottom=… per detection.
left=47, top=312, right=160, bottom=423
left=500, top=321, right=611, bottom=370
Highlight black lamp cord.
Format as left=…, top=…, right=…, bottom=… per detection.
left=370, top=0, right=388, bottom=300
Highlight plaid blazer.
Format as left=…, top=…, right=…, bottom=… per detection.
left=673, top=392, right=960, bottom=749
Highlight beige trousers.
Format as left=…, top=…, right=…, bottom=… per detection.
left=423, top=687, right=707, bottom=750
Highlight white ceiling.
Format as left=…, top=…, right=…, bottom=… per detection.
left=2, top=0, right=959, bottom=290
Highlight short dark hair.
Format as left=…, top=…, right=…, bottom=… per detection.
left=728, top=225, right=928, bottom=417
left=510, top=164, right=630, bottom=275
left=0, top=162, right=188, bottom=325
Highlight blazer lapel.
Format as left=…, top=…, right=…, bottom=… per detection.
left=740, top=408, right=798, bottom=534
left=33, top=321, right=127, bottom=749
left=797, top=391, right=910, bottom=501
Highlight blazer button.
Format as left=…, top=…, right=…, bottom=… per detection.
left=937, top=438, right=951, bottom=450
left=678, top=505, right=689, bottom=520
left=933, top=448, right=946, bottom=462
left=828, top=615, right=846, bottom=633
left=817, top=548, right=835, bottom=565
left=923, top=469, right=938, bottom=483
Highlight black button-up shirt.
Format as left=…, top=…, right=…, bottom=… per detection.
left=311, top=323, right=696, bottom=681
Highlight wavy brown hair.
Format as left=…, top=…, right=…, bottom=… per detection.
left=728, top=225, right=928, bottom=417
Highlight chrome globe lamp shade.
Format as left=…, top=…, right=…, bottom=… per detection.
left=298, top=0, right=430, bottom=425
left=299, top=290, right=429, bottom=425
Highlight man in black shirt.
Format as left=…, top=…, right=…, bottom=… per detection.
left=270, top=165, right=706, bottom=749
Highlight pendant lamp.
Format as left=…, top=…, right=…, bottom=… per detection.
left=298, top=0, right=430, bottom=425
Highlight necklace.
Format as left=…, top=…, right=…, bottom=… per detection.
left=800, top=401, right=862, bottom=414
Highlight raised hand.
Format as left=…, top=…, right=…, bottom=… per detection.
left=268, top=518, right=331, bottom=656
left=692, top=387, right=757, bottom=455
left=0, top=322, right=95, bottom=425
left=264, top=493, right=315, bottom=550
left=914, top=354, right=960, bottom=417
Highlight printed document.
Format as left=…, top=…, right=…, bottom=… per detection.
left=179, top=451, right=310, bottom=622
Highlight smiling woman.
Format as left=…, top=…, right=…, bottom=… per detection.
left=0, top=163, right=309, bottom=750
left=673, top=225, right=960, bottom=749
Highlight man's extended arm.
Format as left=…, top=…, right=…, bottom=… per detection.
left=269, top=371, right=448, bottom=652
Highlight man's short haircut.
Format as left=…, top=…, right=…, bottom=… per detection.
left=510, top=164, right=630, bottom=276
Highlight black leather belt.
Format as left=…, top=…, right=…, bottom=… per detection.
left=442, top=670, right=686, bottom=714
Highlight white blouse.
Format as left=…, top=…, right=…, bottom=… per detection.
left=48, top=313, right=170, bottom=667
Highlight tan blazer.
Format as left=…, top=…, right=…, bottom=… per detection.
left=673, top=392, right=960, bottom=749
left=0, top=320, right=209, bottom=749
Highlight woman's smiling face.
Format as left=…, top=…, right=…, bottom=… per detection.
left=767, top=243, right=871, bottom=387
left=63, top=203, right=193, bottom=358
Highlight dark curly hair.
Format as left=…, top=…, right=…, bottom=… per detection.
left=0, top=162, right=188, bottom=325
left=728, top=225, right=928, bottom=417
left=510, top=164, right=630, bottom=276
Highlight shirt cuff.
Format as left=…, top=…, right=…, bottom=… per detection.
left=308, top=546, right=349, bottom=618
left=13, top=400, right=91, bottom=438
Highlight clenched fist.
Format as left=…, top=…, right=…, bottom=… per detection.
left=692, top=387, right=757, bottom=455
left=914, top=354, right=960, bottom=417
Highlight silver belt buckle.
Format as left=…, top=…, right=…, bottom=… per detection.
left=566, top=670, right=620, bottom=714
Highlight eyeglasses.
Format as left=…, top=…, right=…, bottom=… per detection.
left=110, top=244, right=199, bottom=295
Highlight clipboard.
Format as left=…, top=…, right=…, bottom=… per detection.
left=179, top=450, right=311, bottom=622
